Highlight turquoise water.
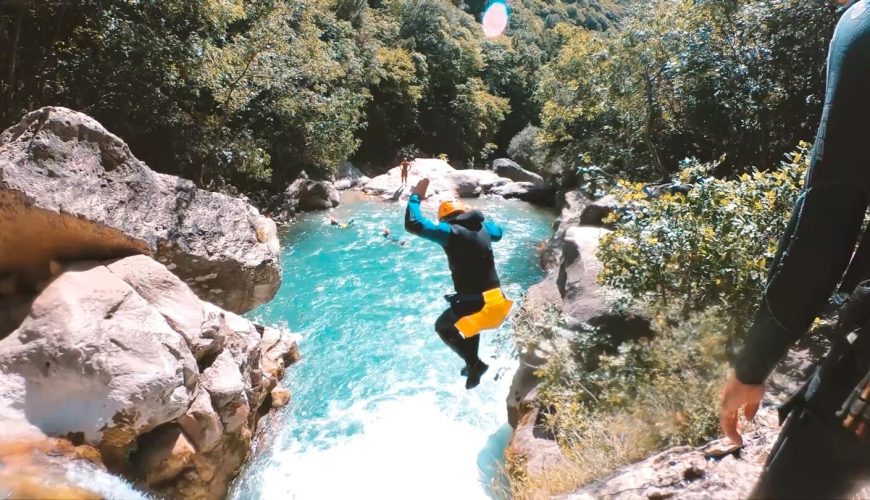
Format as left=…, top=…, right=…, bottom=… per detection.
left=230, top=195, right=553, bottom=500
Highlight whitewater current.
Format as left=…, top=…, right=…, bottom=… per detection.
left=229, top=195, right=553, bottom=500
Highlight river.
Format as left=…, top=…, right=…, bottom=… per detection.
left=229, top=194, right=553, bottom=500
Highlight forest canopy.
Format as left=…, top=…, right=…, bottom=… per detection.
left=0, top=0, right=624, bottom=190
left=0, top=0, right=838, bottom=193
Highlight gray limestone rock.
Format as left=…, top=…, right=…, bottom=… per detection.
left=0, top=107, right=281, bottom=314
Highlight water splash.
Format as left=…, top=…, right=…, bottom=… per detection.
left=230, top=196, right=553, bottom=499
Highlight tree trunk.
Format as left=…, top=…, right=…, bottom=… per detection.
left=644, top=71, right=668, bottom=180
left=759, top=100, right=770, bottom=170
left=5, top=10, right=23, bottom=119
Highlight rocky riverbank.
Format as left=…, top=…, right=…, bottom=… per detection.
left=502, top=187, right=823, bottom=499
left=0, top=107, right=298, bottom=499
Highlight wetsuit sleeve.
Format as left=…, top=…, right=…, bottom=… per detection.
left=484, top=220, right=503, bottom=242
left=404, top=194, right=450, bottom=246
left=734, top=5, right=870, bottom=385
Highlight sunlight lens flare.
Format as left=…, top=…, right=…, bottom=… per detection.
left=482, top=1, right=508, bottom=38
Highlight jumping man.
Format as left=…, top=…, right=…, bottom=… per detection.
left=404, top=178, right=513, bottom=389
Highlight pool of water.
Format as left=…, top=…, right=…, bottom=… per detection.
left=230, top=194, right=554, bottom=500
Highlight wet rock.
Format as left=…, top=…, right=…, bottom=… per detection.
left=271, top=387, right=291, bottom=408
left=133, top=424, right=196, bottom=487
left=0, top=107, right=281, bottom=314
left=493, top=158, right=545, bottom=186
left=0, top=255, right=299, bottom=499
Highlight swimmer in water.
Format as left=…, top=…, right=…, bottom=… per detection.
left=382, top=228, right=408, bottom=246
left=330, top=216, right=354, bottom=229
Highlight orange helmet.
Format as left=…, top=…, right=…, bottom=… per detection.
left=438, top=200, right=466, bottom=221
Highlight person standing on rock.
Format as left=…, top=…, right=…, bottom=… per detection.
left=720, top=1, right=870, bottom=497
left=404, top=178, right=513, bottom=389
left=401, top=157, right=411, bottom=188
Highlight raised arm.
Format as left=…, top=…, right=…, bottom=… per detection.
left=405, top=193, right=450, bottom=246
left=484, top=220, right=503, bottom=242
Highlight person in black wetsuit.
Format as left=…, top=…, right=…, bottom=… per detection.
left=720, top=1, right=870, bottom=497
left=404, top=178, right=512, bottom=389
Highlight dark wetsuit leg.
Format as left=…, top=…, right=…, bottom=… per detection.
left=736, top=2, right=870, bottom=385
left=435, top=304, right=483, bottom=367
left=750, top=409, right=869, bottom=499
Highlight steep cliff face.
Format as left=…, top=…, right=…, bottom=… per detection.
left=558, top=346, right=820, bottom=499
left=0, top=108, right=297, bottom=499
left=506, top=190, right=651, bottom=493
left=508, top=186, right=824, bottom=497
left=0, top=107, right=282, bottom=314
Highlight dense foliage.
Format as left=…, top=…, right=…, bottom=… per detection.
left=599, top=146, right=808, bottom=335
left=510, top=306, right=728, bottom=496
left=0, top=0, right=625, bottom=191
left=538, top=0, right=837, bottom=182
left=510, top=148, right=808, bottom=496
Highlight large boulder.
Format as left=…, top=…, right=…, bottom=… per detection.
left=362, top=158, right=459, bottom=203
left=492, top=158, right=545, bottom=186
left=334, top=161, right=368, bottom=191
left=448, top=169, right=509, bottom=197
left=490, top=181, right=556, bottom=207
left=298, top=180, right=340, bottom=211
left=0, top=255, right=299, bottom=499
left=362, top=158, right=522, bottom=204
left=0, top=261, right=199, bottom=445
left=271, top=171, right=341, bottom=222
left=0, top=107, right=280, bottom=314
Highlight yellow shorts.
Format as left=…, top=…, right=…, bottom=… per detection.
left=454, top=288, right=514, bottom=338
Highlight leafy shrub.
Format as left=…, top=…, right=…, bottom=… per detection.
left=510, top=305, right=730, bottom=497
left=598, top=146, right=808, bottom=336
left=510, top=149, right=809, bottom=496
left=507, top=124, right=547, bottom=173
left=538, top=0, right=835, bottom=182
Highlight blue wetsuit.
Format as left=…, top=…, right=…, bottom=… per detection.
left=404, top=194, right=504, bottom=388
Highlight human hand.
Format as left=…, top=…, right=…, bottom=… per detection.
left=412, top=178, right=430, bottom=199
left=719, top=372, right=765, bottom=447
